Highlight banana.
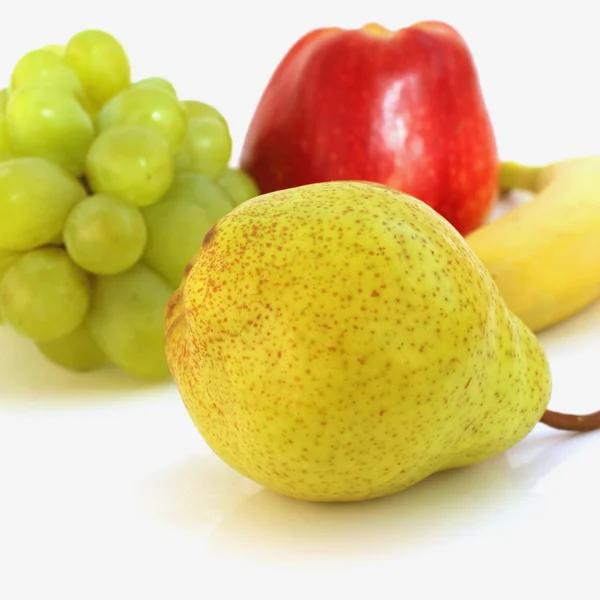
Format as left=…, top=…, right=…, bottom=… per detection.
left=465, top=155, right=600, bottom=332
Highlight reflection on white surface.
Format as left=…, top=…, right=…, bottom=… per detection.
left=146, top=431, right=580, bottom=560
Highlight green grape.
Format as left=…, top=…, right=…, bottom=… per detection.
left=50, top=231, right=63, bottom=245
left=87, top=263, right=172, bottom=380
left=96, top=86, right=186, bottom=150
left=181, top=100, right=226, bottom=123
left=36, top=323, right=106, bottom=372
left=64, top=29, right=130, bottom=110
left=6, top=85, right=94, bottom=175
left=135, top=77, right=177, bottom=97
left=64, top=193, right=147, bottom=275
left=142, top=173, right=234, bottom=287
left=41, top=45, right=65, bottom=56
left=85, top=125, right=173, bottom=207
left=0, top=247, right=91, bottom=341
left=0, top=248, right=18, bottom=279
left=10, top=49, right=83, bottom=98
left=0, top=114, right=12, bottom=160
left=218, top=167, right=260, bottom=206
left=161, top=172, right=233, bottom=221
left=0, top=248, right=19, bottom=324
left=174, top=117, right=232, bottom=179
left=0, top=157, right=86, bottom=251
left=0, top=88, right=9, bottom=113
left=143, top=194, right=221, bottom=288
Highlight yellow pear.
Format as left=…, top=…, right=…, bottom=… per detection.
left=166, top=181, right=552, bottom=502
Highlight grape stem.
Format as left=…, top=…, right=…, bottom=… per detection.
left=541, top=409, right=600, bottom=432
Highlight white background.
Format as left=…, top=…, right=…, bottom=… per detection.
left=1, top=1, right=600, bottom=598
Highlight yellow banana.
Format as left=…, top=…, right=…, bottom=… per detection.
left=465, top=155, right=600, bottom=332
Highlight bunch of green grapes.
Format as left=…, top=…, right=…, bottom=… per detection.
left=0, top=30, right=259, bottom=380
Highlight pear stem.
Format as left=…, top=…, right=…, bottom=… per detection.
left=499, top=161, right=545, bottom=193
left=540, top=409, right=600, bottom=432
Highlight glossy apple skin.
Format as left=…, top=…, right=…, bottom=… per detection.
left=240, top=21, right=498, bottom=235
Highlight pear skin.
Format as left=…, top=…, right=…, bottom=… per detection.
left=166, top=181, right=551, bottom=502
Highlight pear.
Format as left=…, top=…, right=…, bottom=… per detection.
left=165, top=180, right=552, bottom=502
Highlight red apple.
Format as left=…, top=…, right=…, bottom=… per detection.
left=240, top=21, right=498, bottom=235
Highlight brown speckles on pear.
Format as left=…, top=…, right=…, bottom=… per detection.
left=203, top=224, right=217, bottom=247
left=164, top=286, right=183, bottom=335
left=166, top=181, right=552, bottom=502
